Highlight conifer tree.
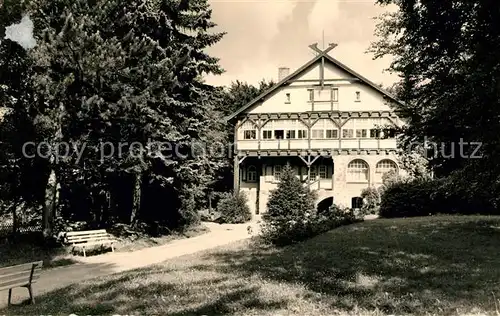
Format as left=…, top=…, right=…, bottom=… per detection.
left=0, top=0, right=226, bottom=232
left=261, top=164, right=317, bottom=245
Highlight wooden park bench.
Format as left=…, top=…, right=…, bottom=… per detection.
left=0, top=261, right=43, bottom=306
left=65, top=229, right=115, bottom=257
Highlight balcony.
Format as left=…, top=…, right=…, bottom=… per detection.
left=236, top=138, right=397, bottom=151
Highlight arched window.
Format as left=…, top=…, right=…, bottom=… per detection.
left=347, top=159, right=369, bottom=182
left=375, top=159, right=397, bottom=182
left=247, top=165, right=257, bottom=182
left=351, top=197, right=363, bottom=209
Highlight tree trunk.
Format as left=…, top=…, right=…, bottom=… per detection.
left=130, top=173, right=142, bottom=227
left=42, top=167, right=57, bottom=238
left=11, top=200, right=18, bottom=237
left=43, top=103, right=65, bottom=239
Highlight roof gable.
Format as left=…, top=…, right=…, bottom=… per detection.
left=225, top=47, right=402, bottom=121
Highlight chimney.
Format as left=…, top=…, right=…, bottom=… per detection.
left=278, top=67, right=290, bottom=81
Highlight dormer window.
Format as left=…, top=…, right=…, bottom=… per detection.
left=308, top=87, right=339, bottom=102
left=285, top=93, right=291, bottom=103
left=355, top=91, right=361, bottom=102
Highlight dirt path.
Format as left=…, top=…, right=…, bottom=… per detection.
left=0, top=222, right=259, bottom=308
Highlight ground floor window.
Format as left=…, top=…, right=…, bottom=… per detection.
left=247, top=165, right=257, bottom=182
left=351, top=197, right=363, bottom=209
left=309, top=166, right=317, bottom=180
left=273, top=165, right=282, bottom=181
left=319, top=165, right=327, bottom=179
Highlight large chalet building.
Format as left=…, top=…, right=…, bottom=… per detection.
left=226, top=43, right=403, bottom=215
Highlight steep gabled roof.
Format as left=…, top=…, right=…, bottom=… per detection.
left=225, top=51, right=403, bottom=121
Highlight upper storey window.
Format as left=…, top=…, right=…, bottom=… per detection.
left=355, top=91, right=361, bottom=102
left=308, top=87, right=339, bottom=102
left=240, top=121, right=257, bottom=140
left=261, top=119, right=308, bottom=140
left=311, top=119, right=339, bottom=139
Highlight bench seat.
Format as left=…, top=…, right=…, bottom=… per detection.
left=0, top=261, right=43, bottom=306
left=65, top=229, right=115, bottom=257
left=71, top=239, right=113, bottom=247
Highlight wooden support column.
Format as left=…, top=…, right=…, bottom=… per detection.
left=307, top=157, right=311, bottom=190
left=234, top=156, right=240, bottom=192
left=257, top=124, right=262, bottom=151
left=320, top=56, right=325, bottom=88
left=234, top=121, right=239, bottom=192
left=307, top=116, right=312, bottom=151
left=299, top=155, right=321, bottom=190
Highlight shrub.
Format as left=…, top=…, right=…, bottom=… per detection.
left=379, top=179, right=442, bottom=218
left=198, top=208, right=222, bottom=222
left=381, top=169, right=408, bottom=189
left=52, top=217, right=89, bottom=243
left=360, top=187, right=381, bottom=215
left=311, top=204, right=360, bottom=233
left=443, top=165, right=499, bottom=214
left=216, top=191, right=252, bottom=224
left=379, top=170, right=500, bottom=218
left=261, top=164, right=359, bottom=246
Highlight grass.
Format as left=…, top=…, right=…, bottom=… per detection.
left=4, top=215, right=500, bottom=315
left=0, top=234, right=79, bottom=269
left=0, top=224, right=209, bottom=269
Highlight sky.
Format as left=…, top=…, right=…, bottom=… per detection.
left=205, top=0, right=399, bottom=88
left=3, top=14, right=36, bottom=49
left=2, top=0, right=398, bottom=88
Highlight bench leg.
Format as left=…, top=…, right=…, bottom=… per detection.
left=27, top=285, right=34, bottom=304
left=82, top=246, right=86, bottom=257
left=111, top=243, right=114, bottom=252
left=7, top=288, right=12, bottom=306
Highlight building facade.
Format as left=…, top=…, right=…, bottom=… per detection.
left=226, top=44, right=403, bottom=215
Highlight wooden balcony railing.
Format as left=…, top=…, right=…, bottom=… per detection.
left=237, top=138, right=397, bottom=151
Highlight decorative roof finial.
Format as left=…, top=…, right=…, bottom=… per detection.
left=308, top=42, right=338, bottom=56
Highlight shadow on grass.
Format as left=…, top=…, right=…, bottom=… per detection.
left=0, top=233, right=78, bottom=269
left=0, top=262, right=118, bottom=310
left=0, top=264, right=288, bottom=315
left=200, top=216, right=500, bottom=314
left=3, top=216, right=500, bottom=315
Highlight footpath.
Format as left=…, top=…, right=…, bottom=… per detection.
left=0, top=222, right=259, bottom=308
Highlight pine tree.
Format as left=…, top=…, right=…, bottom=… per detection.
left=261, top=164, right=317, bottom=245
left=1, top=0, right=227, bottom=232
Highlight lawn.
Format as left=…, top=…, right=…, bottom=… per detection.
left=4, top=215, right=500, bottom=315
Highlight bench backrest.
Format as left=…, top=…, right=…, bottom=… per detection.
left=0, top=261, right=43, bottom=291
left=66, top=229, right=112, bottom=244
